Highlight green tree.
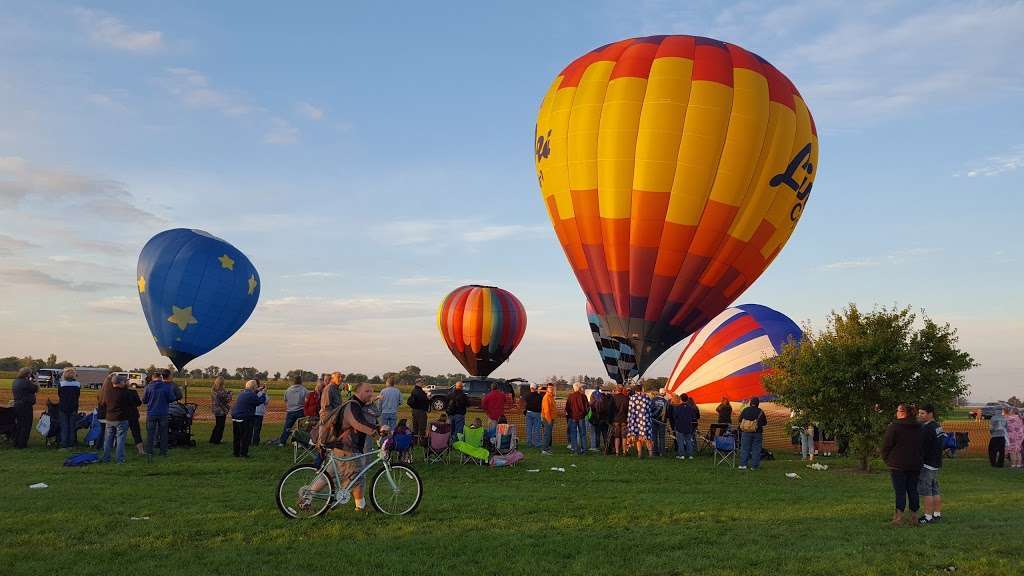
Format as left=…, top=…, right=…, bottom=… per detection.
left=189, top=369, right=203, bottom=379
left=46, top=353, right=58, bottom=367
left=273, top=371, right=282, bottom=381
left=765, top=304, right=975, bottom=471
left=1008, top=396, right=1022, bottom=408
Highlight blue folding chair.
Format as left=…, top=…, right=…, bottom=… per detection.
left=714, top=434, right=736, bottom=468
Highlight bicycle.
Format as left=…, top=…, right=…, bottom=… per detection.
left=276, top=431, right=423, bottom=518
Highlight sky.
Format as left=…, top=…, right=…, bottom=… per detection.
left=0, top=1, right=1020, bottom=401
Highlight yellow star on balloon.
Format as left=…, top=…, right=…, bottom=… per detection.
left=137, top=275, right=147, bottom=293
left=167, top=306, right=198, bottom=331
left=247, top=275, right=258, bottom=296
left=218, top=254, right=235, bottom=270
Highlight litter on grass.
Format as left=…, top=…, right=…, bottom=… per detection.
left=526, top=469, right=540, bottom=473
left=785, top=473, right=801, bottom=479
left=550, top=467, right=566, bottom=472
left=130, top=517, right=151, bottom=521
left=29, top=483, right=48, bottom=489
left=807, top=463, right=828, bottom=471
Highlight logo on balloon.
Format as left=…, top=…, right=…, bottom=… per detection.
left=769, top=142, right=815, bottom=222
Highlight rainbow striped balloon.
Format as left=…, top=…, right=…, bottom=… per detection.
left=535, top=35, right=817, bottom=375
left=665, top=304, right=801, bottom=404
left=437, top=285, right=527, bottom=378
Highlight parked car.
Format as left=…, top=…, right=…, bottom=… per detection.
left=424, top=378, right=517, bottom=412
left=112, top=371, right=146, bottom=389
left=34, top=368, right=63, bottom=388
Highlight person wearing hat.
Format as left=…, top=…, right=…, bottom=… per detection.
left=11, top=367, right=38, bottom=448
left=651, top=388, right=669, bottom=457
left=407, top=377, right=430, bottom=446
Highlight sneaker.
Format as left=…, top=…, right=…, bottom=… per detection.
left=918, top=516, right=931, bottom=525
left=931, top=515, right=942, bottom=523
left=541, top=450, right=552, bottom=455
left=738, top=465, right=747, bottom=470
left=675, top=455, right=685, bottom=460
left=688, top=456, right=694, bottom=460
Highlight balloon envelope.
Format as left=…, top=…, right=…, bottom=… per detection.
left=587, top=302, right=638, bottom=384
left=534, top=35, right=818, bottom=374
left=137, top=228, right=260, bottom=370
left=665, top=304, right=801, bottom=403
left=438, top=285, right=526, bottom=378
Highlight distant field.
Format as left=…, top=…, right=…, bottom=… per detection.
left=1, top=421, right=1021, bottom=576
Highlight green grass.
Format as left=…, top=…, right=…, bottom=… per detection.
left=2, top=423, right=1022, bottom=576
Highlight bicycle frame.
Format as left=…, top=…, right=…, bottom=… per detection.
left=317, top=437, right=401, bottom=506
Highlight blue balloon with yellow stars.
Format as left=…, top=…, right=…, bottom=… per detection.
left=137, top=228, right=260, bottom=370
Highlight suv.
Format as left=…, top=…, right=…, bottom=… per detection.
left=424, top=378, right=519, bottom=413
left=34, top=368, right=63, bottom=388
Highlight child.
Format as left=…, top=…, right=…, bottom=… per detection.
left=393, top=418, right=414, bottom=463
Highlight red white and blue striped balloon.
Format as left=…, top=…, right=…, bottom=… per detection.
left=665, top=304, right=801, bottom=403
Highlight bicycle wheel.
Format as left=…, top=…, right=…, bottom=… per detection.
left=369, top=463, right=422, bottom=516
left=277, top=463, right=333, bottom=519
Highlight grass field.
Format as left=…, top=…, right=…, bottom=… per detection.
left=2, top=422, right=1022, bottom=576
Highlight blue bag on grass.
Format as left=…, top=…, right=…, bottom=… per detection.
left=63, top=453, right=99, bottom=467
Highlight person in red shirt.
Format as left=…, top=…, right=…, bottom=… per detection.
left=480, top=383, right=506, bottom=428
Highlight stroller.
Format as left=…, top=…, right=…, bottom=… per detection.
left=0, top=406, right=15, bottom=444
left=167, top=402, right=197, bottom=448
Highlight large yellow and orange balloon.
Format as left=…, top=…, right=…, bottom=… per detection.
left=534, top=35, right=817, bottom=374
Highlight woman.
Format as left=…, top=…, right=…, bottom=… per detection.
left=98, top=374, right=139, bottom=464
left=1006, top=407, right=1024, bottom=469
left=881, top=403, right=924, bottom=525
left=627, top=384, right=653, bottom=458
left=209, top=376, right=232, bottom=444
left=57, top=367, right=82, bottom=448
left=11, top=367, right=38, bottom=449
left=712, top=396, right=732, bottom=438
left=791, top=409, right=816, bottom=461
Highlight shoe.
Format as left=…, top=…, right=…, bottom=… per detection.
left=891, top=511, right=904, bottom=526
left=918, top=516, right=931, bottom=525
left=676, top=455, right=685, bottom=460
left=689, top=456, right=694, bottom=460
left=738, top=465, right=747, bottom=470
left=931, top=515, right=942, bottom=523
left=907, top=513, right=920, bottom=526
left=541, top=450, right=552, bottom=455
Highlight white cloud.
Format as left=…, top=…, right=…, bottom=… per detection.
left=955, top=146, right=1024, bottom=177
left=0, top=156, right=161, bottom=221
left=281, top=272, right=341, bottom=279
left=296, top=101, right=325, bottom=121
left=0, top=268, right=118, bottom=292
left=160, top=68, right=258, bottom=116
left=0, top=234, right=36, bottom=255
left=821, top=248, right=939, bottom=270
left=394, top=276, right=453, bottom=286
left=263, top=117, right=299, bottom=145
left=260, top=296, right=434, bottom=325
left=820, top=258, right=880, bottom=271
left=73, top=8, right=163, bottom=52
left=87, top=92, right=130, bottom=113
left=462, top=224, right=547, bottom=243
left=88, top=296, right=137, bottom=315
left=375, top=219, right=548, bottom=246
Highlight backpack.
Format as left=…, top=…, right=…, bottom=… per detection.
left=304, top=389, right=321, bottom=417
left=490, top=450, right=524, bottom=467
left=320, top=400, right=357, bottom=448
left=63, top=452, right=99, bottom=467
left=740, top=408, right=762, bottom=434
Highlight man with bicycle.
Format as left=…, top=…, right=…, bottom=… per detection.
left=312, top=381, right=379, bottom=512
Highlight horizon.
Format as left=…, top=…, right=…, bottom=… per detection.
left=1, top=1, right=1020, bottom=402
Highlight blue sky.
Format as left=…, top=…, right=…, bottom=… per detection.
left=0, top=1, right=1020, bottom=400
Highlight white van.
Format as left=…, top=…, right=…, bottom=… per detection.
left=112, top=372, right=146, bottom=389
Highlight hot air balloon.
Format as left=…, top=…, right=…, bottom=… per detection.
left=437, top=285, right=526, bottom=378
left=535, top=35, right=818, bottom=375
left=587, top=301, right=637, bottom=384
left=665, top=304, right=801, bottom=403
left=137, top=228, right=261, bottom=370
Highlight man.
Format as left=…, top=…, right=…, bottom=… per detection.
left=57, top=367, right=81, bottom=448
left=252, top=381, right=267, bottom=445
left=232, top=380, right=266, bottom=458
left=540, top=383, right=556, bottom=455
left=11, top=368, right=38, bottom=448
left=651, top=388, right=669, bottom=457
left=523, top=383, right=543, bottom=448
left=989, top=406, right=1008, bottom=468
left=378, top=376, right=402, bottom=432
left=308, top=382, right=378, bottom=512
left=610, top=384, right=629, bottom=456
left=738, top=397, right=768, bottom=470
left=565, top=383, right=589, bottom=455
left=165, top=371, right=184, bottom=402
left=480, top=383, right=506, bottom=429
left=320, top=372, right=343, bottom=422
left=143, top=369, right=177, bottom=457
left=407, top=377, right=430, bottom=446
left=589, top=389, right=608, bottom=452
left=447, top=381, right=469, bottom=439
left=276, top=374, right=309, bottom=446
left=917, top=403, right=945, bottom=524
left=669, top=393, right=698, bottom=459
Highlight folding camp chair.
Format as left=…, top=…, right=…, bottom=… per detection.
left=490, top=423, right=518, bottom=456
left=424, top=422, right=452, bottom=464
left=454, top=426, right=489, bottom=465
left=290, top=416, right=320, bottom=463
left=713, top=434, right=736, bottom=468
left=391, top=431, right=415, bottom=463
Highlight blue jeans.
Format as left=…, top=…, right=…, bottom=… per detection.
left=59, top=411, right=78, bottom=448
left=146, top=415, right=169, bottom=456
left=542, top=420, right=553, bottom=451
left=450, top=414, right=465, bottom=441
left=740, top=432, right=763, bottom=468
left=380, top=412, right=398, bottom=432
left=525, top=411, right=541, bottom=447
left=675, top=431, right=695, bottom=457
left=102, top=420, right=128, bottom=463
left=653, top=421, right=666, bottom=455
left=800, top=430, right=815, bottom=459
left=568, top=419, right=588, bottom=453
left=277, top=409, right=305, bottom=445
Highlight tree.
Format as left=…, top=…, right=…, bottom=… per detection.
left=46, top=353, right=58, bottom=367
left=189, top=369, right=203, bottom=379
left=765, top=304, right=975, bottom=471
left=369, top=375, right=383, bottom=384
left=203, top=365, right=221, bottom=379
left=1008, top=396, right=1022, bottom=408
left=273, top=371, right=281, bottom=381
